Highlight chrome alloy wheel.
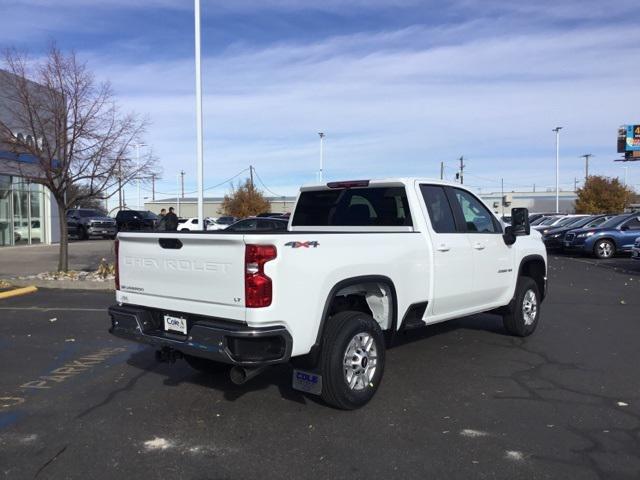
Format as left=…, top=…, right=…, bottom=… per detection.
left=522, top=289, right=538, bottom=326
left=596, top=241, right=614, bottom=258
left=343, top=332, right=378, bottom=391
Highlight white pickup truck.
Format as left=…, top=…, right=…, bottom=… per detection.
left=109, top=178, right=547, bottom=409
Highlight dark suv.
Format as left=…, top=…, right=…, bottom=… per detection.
left=66, top=209, right=117, bottom=240
left=115, top=210, right=158, bottom=232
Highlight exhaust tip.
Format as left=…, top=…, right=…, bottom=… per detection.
left=230, top=366, right=247, bottom=385
left=229, top=365, right=269, bottom=385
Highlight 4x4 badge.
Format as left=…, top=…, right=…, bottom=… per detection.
left=285, top=241, right=319, bottom=249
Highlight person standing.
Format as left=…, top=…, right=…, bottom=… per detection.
left=156, top=208, right=167, bottom=231
left=164, top=207, right=179, bottom=231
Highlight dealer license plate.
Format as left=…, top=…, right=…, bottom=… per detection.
left=164, top=314, right=187, bottom=335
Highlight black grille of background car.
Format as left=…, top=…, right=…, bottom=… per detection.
left=91, top=221, right=115, bottom=228
left=565, top=233, right=575, bottom=242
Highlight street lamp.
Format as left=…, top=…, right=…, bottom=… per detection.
left=194, top=0, right=205, bottom=230
left=318, top=132, right=325, bottom=183
left=552, top=127, right=562, bottom=212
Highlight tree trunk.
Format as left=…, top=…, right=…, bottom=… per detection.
left=56, top=197, right=69, bottom=272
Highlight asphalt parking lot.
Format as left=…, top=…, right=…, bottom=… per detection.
left=1, top=256, right=639, bottom=480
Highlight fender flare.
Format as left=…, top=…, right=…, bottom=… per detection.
left=311, top=275, right=398, bottom=354
left=517, top=254, right=547, bottom=300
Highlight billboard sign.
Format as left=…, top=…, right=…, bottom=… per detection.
left=626, top=125, right=640, bottom=151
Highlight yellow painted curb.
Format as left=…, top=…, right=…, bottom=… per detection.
left=0, top=286, right=38, bottom=300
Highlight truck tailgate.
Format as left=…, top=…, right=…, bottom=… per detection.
left=117, top=233, right=246, bottom=320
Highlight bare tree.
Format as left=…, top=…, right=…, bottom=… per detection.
left=0, top=45, right=157, bottom=271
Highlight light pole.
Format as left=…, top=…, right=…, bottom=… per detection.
left=580, top=153, right=593, bottom=184
left=318, top=132, right=325, bottom=182
left=134, top=143, right=148, bottom=210
left=194, top=0, right=205, bottom=229
left=552, top=127, right=562, bottom=212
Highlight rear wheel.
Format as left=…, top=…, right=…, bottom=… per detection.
left=594, top=239, right=615, bottom=259
left=184, top=355, right=230, bottom=374
left=319, top=311, right=385, bottom=410
left=503, top=276, right=541, bottom=337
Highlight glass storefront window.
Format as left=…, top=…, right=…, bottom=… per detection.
left=0, top=175, right=47, bottom=246
left=30, top=183, right=43, bottom=244
left=0, top=175, right=11, bottom=247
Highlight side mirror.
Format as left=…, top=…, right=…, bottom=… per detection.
left=511, top=208, right=530, bottom=236
left=503, top=225, right=517, bottom=245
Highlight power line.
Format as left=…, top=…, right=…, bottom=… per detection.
left=252, top=167, right=285, bottom=197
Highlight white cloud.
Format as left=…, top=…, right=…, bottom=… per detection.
left=97, top=20, right=640, bottom=198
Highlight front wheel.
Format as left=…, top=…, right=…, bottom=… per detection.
left=503, top=276, right=541, bottom=337
left=594, top=239, right=615, bottom=259
left=320, top=311, right=385, bottom=410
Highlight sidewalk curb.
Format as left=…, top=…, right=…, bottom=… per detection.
left=6, top=279, right=114, bottom=291
left=0, top=286, right=38, bottom=300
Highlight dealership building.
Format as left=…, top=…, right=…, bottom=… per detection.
left=0, top=70, right=60, bottom=248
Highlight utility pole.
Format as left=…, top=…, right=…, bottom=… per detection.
left=180, top=170, right=185, bottom=199
left=459, top=156, right=464, bottom=184
left=574, top=177, right=578, bottom=191
left=501, top=178, right=505, bottom=217
left=552, top=126, right=562, bottom=213
left=533, top=184, right=536, bottom=193
left=318, top=132, right=325, bottom=182
left=580, top=153, right=593, bottom=183
left=440, top=161, right=444, bottom=180
left=249, top=165, right=254, bottom=189
left=177, top=173, right=181, bottom=217
left=151, top=174, right=156, bottom=202
left=118, top=158, right=123, bottom=210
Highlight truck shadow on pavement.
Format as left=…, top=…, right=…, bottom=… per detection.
left=121, top=314, right=507, bottom=408
left=124, top=348, right=320, bottom=407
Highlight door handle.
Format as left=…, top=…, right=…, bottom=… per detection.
left=473, top=243, right=486, bottom=250
left=436, top=244, right=450, bottom=252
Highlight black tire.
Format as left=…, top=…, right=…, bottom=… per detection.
left=79, top=227, right=88, bottom=240
left=184, top=355, right=230, bottom=374
left=593, top=239, right=615, bottom=259
left=503, top=276, right=541, bottom=337
left=319, top=311, right=385, bottom=410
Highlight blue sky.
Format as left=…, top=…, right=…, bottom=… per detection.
left=2, top=0, right=640, bottom=205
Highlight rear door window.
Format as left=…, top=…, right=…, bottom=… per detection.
left=419, top=185, right=457, bottom=233
left=292, top=186, right=412, bottom=227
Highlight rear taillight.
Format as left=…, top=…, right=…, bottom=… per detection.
left=245, top=244, right=277, bottom=308
left=114, top=239, right=120, bottom=291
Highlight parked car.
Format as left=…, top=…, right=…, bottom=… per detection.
left=533, top=215, right=571, bottom=231
left=176, top=218, right=207, bottom=231
left=530, top=215, right=557, bottom=226
left=67, top=208, right=117, bottom=240
left=563, top=213, right=640, bottom=258
left=529, top=213, right=557, bottom=224
left=207, top=215, right=237, bottom=230
left=115, top=210, right=158, bottom=232
left=110, top=178, right=546, bottom=410
left=67, top=216, right=81, bottom=239
left=632, top=237, right=640, bottom=261
left=541, top=215, right=614, bottom=250
left=536, top=215, right=590, bottom=236
left=225, top=217, right=288, bottom=232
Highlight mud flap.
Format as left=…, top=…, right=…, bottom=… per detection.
left=292, top=369, right=322, bottom=395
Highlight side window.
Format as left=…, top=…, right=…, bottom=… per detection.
left=623, top=218, right=640, bottom=230
left=191, top=219, right=198, bottom=224
left=453, top=189, right=499, bottom=233
left=420, top=185, right=457, bottom=233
